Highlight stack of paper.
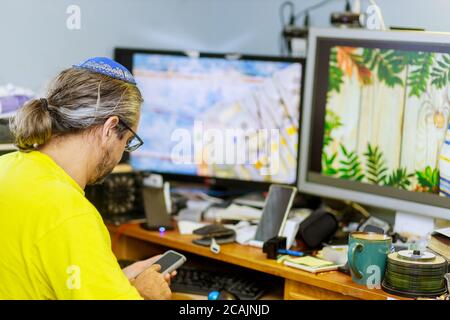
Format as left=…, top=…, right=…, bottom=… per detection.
left=281, top=256, right=340, bottom=273
left=428, top=227, right=450, bottom=261
left=206, top=204, right=262, bottom=221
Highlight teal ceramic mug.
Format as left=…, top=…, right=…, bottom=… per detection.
left=348, top=232, right=392, bottom=287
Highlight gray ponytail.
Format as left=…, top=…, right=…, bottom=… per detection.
left=10, top=68, right=143, bottom=151
left=9, top=98, right=52, bottom=151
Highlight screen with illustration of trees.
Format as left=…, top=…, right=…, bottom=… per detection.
left=312, top=40, right=450, bottom=203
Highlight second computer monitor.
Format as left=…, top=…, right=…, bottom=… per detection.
left=299, top=28, right=450, bottom=219
left=115, top=49, right=304, bottom=186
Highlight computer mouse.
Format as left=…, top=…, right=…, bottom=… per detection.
left=208, top=290, right=239, bottom=300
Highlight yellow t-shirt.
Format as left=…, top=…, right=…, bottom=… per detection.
left=0, top=151, right=142, bottom=300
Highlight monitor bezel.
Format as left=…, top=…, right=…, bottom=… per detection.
left=115, top=47, right=306, bottom=190
left=298, top=28, right=450, bottom=220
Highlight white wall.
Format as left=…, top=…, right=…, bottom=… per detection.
left=1, top=0, right=450, bottom=92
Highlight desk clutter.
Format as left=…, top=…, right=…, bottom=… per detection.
left=170, top=265, right=267, bottom=300
left=191, top=224, right=236, bottom=246
left=428, top=228, right=450, bottom=262
left=183, top=210, right=449, bottom=299
left=281, top=256, right=341, bottom=273
left=88, top=172, right=450, bottom=300
left=382, top=250, right=448, bottom=298
left=118, top=257, right=276, bottom=300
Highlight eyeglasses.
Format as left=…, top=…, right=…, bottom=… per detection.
left=118, top=118, right=144, bottom=152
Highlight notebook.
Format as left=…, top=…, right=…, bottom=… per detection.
left=281, top=256, right=341, bottom=273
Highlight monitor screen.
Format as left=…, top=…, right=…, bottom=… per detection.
left=118, top=49, right=303, bottom=185
left=302, top=29, right=450, bottom=215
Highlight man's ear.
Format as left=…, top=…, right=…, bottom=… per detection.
left=102, top=116, right=120, bottom=141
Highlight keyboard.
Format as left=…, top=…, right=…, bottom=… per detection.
left=171, top=265, right=267, bottom=300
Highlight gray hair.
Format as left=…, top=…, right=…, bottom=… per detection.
left=10, top=68, right=143, bottom=151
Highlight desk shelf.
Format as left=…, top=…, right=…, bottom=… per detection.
left=108, top=223, right=407, bottom=300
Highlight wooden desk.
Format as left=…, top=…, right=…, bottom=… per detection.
left=108, top=223, right=406, bottom=300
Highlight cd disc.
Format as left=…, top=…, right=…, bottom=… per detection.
left=388, top=251, right=446, bottom=267
left=381, top=250, right=448, bottom=298
left=397, top=250, right=436, bottom=262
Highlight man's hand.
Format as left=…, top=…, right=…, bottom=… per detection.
left=132, top=264, right=172, bottom=300
left=122, top=255, right=161, bottom=280
left=122, top=255, right=177, bottom=283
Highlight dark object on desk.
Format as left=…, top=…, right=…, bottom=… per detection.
left=338, top=262, right=351, bottom=276
left=193, top=224, right=234, bottom=237
left=358, top=216, right=391, bottom=234
left=192, top=234, right=236, bottom=246
left=85, top=171, right=145, bottom=223
left=171, top=265, right=266, bottom=300
left=141, top=186, right=174, bottom=231
left=263, top=236, right=287, bottom=259
left=390, top=232, right=407, bottom=244
left=296, top=207, right=338, bottom=249
left=362, top=224, right=384, bottom=234
left=170, top=192, right=188, bottom=214
left=192, top=224, right=236, bottom=246
left=322, top=199, right=370, bottom=226
left=140, top=222, right=174, bottom=231
left=192, top=235, right=236, bottom=246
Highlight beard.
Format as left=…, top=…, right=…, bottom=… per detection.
left=88, top=147, right=117, bottom=185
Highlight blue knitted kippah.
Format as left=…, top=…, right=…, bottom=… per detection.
left=73, top=57, right=136, bottom=84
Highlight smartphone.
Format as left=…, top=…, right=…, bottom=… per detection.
left=153, top=250, right=187, bottom=275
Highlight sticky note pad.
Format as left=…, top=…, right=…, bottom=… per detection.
left=285, top=256, right=334, bottom=267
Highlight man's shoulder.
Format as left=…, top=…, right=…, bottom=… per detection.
left=0, top=151, right=18, bottom=161
left=43, top=180, right=96, bottom=211
left=0, top=151, right=20, bottom=171
left=37, top=180, right=100, bottom=224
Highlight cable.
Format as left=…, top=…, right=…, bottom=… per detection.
left=282, top=0, right=384, bottom=29
left=278, top=0, right=387, bottom=54
left=293, top=0, right=341, bottom=22
left=279, top=0, right=334, bottom=56
left=279, top=1, right=295, bottom=55
left=345, top=0, right=351, bottom=11
left=279, top=1, right=295, bottom=27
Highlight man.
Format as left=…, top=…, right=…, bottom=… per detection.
left=0, top=57, right=174, bottom=299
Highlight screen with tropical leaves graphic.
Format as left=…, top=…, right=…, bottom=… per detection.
left=322, top=45, right=450, bottom=198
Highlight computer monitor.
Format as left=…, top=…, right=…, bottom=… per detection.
left=299, top=28, right=450, bottom=220
left=115, top=48, right=304, bottom=188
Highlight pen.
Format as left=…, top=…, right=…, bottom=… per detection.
left=277, top=249, right=304, bottom=257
